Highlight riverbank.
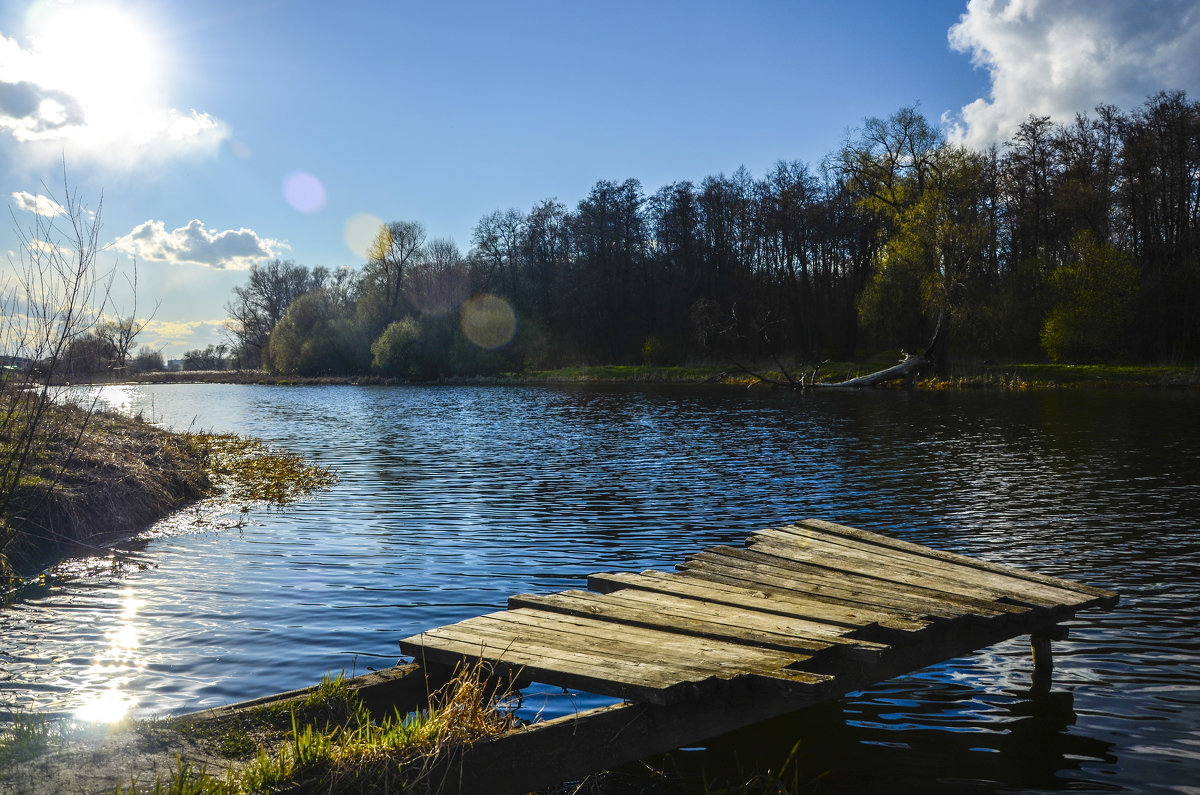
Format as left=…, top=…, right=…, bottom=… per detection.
left=121, top=360, right=1200, bottom=390
left=0, top=396, right=335, bottom=581
left=0, top=400, right=211, bottom=577
left=0, top=664, right=518, bottom=794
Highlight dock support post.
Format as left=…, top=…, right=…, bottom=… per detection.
left=1030, top=625, right=1069, bottom=692
left=1031, top=625, right=1070, bottom=670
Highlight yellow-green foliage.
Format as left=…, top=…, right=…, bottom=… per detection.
left=1041, top=231, right=1140, bottom=363
left=188, top=434, right=336, bottom=505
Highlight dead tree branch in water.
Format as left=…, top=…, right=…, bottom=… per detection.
left=695, top=301, right=946, bottom=390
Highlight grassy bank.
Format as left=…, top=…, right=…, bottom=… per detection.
left=0, top=400, right=210, bottom=575
left=120, top=360, right=1200, bottom=390
left=1, top=664, right=518, bottom=795
left=0, top=396, right=335, bottom=579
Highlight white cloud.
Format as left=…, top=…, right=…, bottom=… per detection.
left=947, top=0, right=1200, bottom=148
left=111, top=219, right=287, bottom=271
left=11, top=190, right=66, bottom=216
left=140, top=317, right=226, bottom=349
left=0, top=10, right=229, bottom=165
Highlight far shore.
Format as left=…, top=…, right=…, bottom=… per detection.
left=87, top=361, right=1200, bottom=391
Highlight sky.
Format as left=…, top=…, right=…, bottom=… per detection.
left=2, top=0, right=1198, bottom=358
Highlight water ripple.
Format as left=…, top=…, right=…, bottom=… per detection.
left=1, top=384, right=1197, bottom=791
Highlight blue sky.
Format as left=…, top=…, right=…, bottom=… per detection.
left=2, top=0, right=1198, bottom=357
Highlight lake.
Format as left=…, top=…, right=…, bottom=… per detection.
left=2, top=383, right=1198, bottom=792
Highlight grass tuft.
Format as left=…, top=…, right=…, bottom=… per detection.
left=119, top=662, right=518, bottom=794
left=0, top=711, right=52, bottom=767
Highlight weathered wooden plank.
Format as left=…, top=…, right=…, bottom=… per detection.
left=594, top=587, right=875, bottom=639
left=756, top=525, right=1097, bottom=606
left=404, top=610, right=832, bottom=701
left=679, top=554, right=975, bottom=620
left=424, top=606, right=1080, bottom=795
left=754, top=525, right=1098, bottom=609
left=508, top=590, right=889, bottom=662
left=704, top=544, right=1033, bottom=617
left=748, top=530, right=1061, bottom=607
left=794, top=519, right=1118, bottom=605
left=729, top=538, right=1051, bottom=612
left=407, top=619, right=724, bottom=686
left=588, top=569, right=930, bottom=633
left=672, top=563, right=953, bottom=627
left=401, top=627, right=689, bottom=704
left=481, top=609, right=818, bottom=676
left=541, top=586, right=890, bottom=650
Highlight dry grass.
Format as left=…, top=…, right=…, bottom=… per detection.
left=117, top=661, right=520, bottom=794
left=1, top=397, right=336, bottom=578
left=1, top=400, right=212, bottom=574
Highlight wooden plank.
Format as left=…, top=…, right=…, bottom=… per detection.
left=551, top=585, right=889, bottom=648
left=754, top=525, right=1099, bottom=609
left=793, top=519, right=1118, bottom=605
left=755, top=525, right=1097, bottom=606
left=401, top=626, right=689, bottom=704
left=589, top=570, right=930, bottom=633
left=407, top=619, right=721, bottom=687
left=508, top=590, right=889, bottom=662
left=679, top=554, right=976, bottom=620
left=673, top=562, right=954, bottom=624
left=749, top=530, right=1064, bottom=607
left=595, top=588, right=873, bottom=640
left=702, top=545, right=1032, bottom=617
left=425, top=606, right=1081, bottom=795
left=732, top=539, right=1045, bottom=613
left=480, top=609, right=820, bottom=678
left=403, top=610, right=832, bottom=702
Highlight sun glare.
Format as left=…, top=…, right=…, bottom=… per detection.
left=28, top=2, right=166, bottom=132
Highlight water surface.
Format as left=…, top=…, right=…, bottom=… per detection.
left=2, top=384, right=1197, bottom=792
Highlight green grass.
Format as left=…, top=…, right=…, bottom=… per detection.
left=188, top=433, right=337, bottom=506
left=999, top=363, right=1200, bottom=384
left=118, top=664, right=518, bottom=794
left=0, top=711, right=52, bottom=767
left=527, top=364, right=729, bottom=382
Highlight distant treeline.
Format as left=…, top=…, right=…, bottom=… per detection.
left=222, top=90, right=1199, bottom=377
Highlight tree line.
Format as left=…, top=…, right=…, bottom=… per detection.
left=223, top=90, right=1199, bottom=377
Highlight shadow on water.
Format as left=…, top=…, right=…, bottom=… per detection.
left=612, top=677, right=1118, bottom=794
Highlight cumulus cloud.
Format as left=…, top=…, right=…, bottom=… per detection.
left=111, top=220, right=286, bottom=270
left=947, top=0, right=1200, bottom=148
left=11, top=190, right=66, bottom=216
left=0, top=79, right=85, bottom=138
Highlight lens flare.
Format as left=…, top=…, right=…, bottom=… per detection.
left=75, top=687, right=134, bottom=723
left=282, top=171, right=326, bottom=213
left=343, top=213, right=384, bottom=259
left=460, top=293, right=516, bottom=349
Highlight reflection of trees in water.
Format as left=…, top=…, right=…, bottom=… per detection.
left=636, top=679, right=1116, bottom=793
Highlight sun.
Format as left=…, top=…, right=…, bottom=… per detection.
left=26, top=2, right=167, bottom=132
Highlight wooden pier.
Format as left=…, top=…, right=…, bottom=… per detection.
left=390, top=519, right=1117, bottom=793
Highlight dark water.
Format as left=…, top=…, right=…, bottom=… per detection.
left=2, top=384, right=1198, bottom=792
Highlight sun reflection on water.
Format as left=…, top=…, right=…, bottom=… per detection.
left=73, top=588, right=145, bottom=724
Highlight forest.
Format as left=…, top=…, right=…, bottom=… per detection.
left=205, top=91, right=1198, bottom=377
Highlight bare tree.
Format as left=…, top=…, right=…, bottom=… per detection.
left=364, top=221, right=426, bottom=323
left=224, top=259, right=318, bottom=368
left=1, top=173, right=116, bottom=570
left=471, top=208, right=524, bottom=298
